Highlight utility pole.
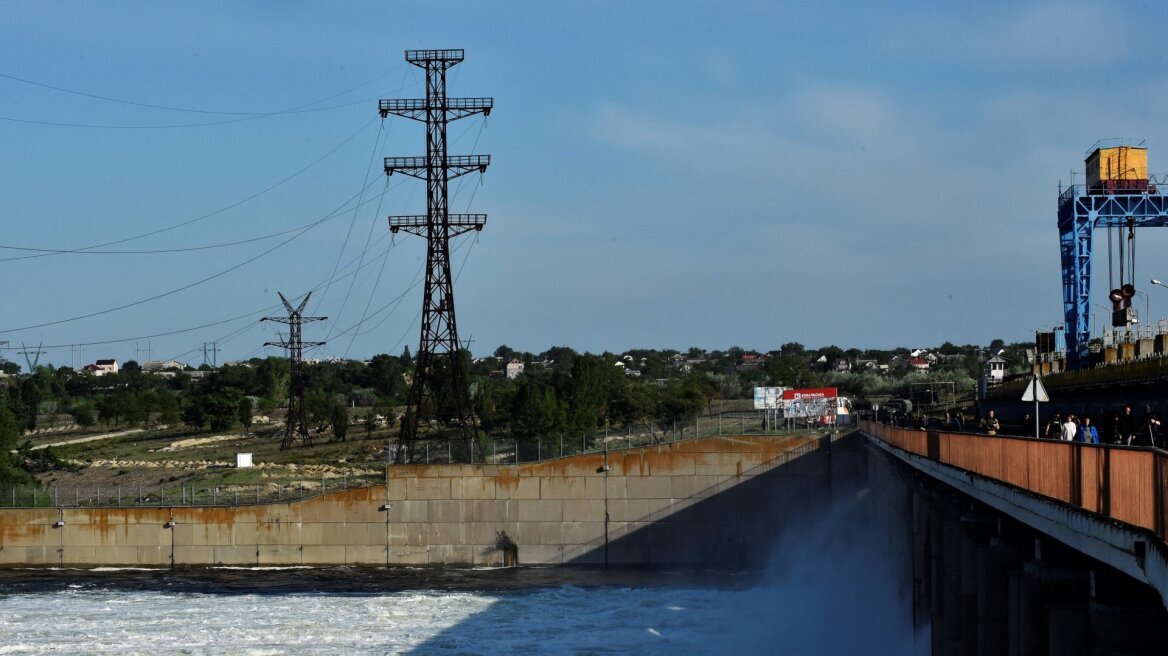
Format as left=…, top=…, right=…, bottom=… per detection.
left=262, top=292, right=326, bottom=450
left=380, top=48, right=491, bottom=464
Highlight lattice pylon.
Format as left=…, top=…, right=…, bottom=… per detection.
left=262, top=292, right=326, bottom=449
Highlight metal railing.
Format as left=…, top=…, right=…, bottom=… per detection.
left=861, top=420, right=1168, bottom=544
left=406, top=414, right=846, bottom=465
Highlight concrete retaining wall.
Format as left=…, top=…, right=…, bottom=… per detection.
left=0, top=434, right=834, bottom=568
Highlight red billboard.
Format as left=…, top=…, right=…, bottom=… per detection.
left=781, top=388, right=839, bottom=424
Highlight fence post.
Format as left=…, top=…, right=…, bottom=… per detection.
left=560, top=436, right=563, bottom=458
left=627, top=426, right=631, bottom=450
left=54, top=486, right=58, bottom=507
left=10, top=486, right=13, bottom=507
left=117, top=487, right=121, bottom=506
left=256, top=484, right=260, bottom=504
left=515, top=439, right=519, bottom=464
left=138, top=484, right=143, bottom=504
left=75, top=486, right=79, bottom=506
left=538, top=440, right=541, bottom=461
left=33, top=487, right=37, bottom=507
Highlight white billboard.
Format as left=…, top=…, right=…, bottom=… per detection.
left=753, top=387, right=788, bottom=410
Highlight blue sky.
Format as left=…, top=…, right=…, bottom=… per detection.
left=2, top=1, right=1168, bottom=368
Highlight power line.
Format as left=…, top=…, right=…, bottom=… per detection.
left=0, top=229, right=399, bottom=355
left=314, top=121, right=389, bottom=318
left=0, top=98, right=373, bottom=130
left=0, top=65, right=405, bottom=116
left=0, top=177, right=382, bottom=334
left=0, top=173, right=402, bottom=261
left=0, top=118, right=378, bottom=261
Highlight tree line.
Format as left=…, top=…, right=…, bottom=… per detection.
left=0, top=339, right=1032, bottom=484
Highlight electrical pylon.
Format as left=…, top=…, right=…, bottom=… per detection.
left=262, top=292, right=326, bottom=450
left=380, top=49, right=491, bottom=464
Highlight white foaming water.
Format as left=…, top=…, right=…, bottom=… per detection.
left=0, top=584, right=796, bottom=655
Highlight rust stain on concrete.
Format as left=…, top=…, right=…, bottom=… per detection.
left=493, top=468, right=521, bottom=494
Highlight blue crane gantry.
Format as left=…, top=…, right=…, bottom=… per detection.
left=1059, top=186, right=1168, bottom=369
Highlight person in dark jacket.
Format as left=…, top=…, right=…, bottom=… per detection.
left=1117, top=405, right=1138, bottom=445
left=1134, top=407, right=1161, bottom=448
left=1045, top=413, right=1062, bottom=440
left=1019, top=413, right=1033, bottom=437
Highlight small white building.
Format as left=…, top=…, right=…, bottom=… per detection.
left=84, top=359, right=119, bottom=376
left=143, top=359, right=185, bottom=372
left=505, top=359, right=525, bottom=380
left=984, top=355, right=1007, bottom=385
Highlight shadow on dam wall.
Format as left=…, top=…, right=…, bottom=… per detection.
left=404, top=436, right=1168, bottom=655
left=565, top=432, right=872, bottom=568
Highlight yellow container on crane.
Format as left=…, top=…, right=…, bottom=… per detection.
left=1086, top=145, right=1148, bottom=191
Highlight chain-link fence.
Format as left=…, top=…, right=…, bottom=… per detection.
left=4, top=411, right=841, bottom=507
left=1, top=474, right=382, bottom=509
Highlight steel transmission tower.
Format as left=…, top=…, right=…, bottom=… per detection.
left=379, top=49, right=492, bottom=463
left=262, top=292, right=326, bottom=450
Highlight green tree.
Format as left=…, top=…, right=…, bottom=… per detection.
left=70, top=401, right=95, bottom=428
left=0, top=392, right=30, bottom=485
left=238, top=396, right=254, bottom=433
left=331, top=402, right=349, bottom=441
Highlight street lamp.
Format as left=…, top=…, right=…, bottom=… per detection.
left=1151, top=279, right=1168, bottom=328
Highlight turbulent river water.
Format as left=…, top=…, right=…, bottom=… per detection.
left=0, top=558, right=921, bottom=655
left=1, top=442, right=926, bottom=655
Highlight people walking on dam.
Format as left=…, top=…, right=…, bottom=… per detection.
left=1061, top=414, right=1079, bottom=441
left=979, top=410, right=1000, bottom=435
left=945, top=410, right=963, bottom=432
left=1118, top=405, right=1137, bottom=445
left=1019, top=413, right=1033, bottom=437
left=1045, top=413, right=1063, bottom=440
left=1134, top=407, right=1161, bottom=448
left=1076, top=416, right=1099, bottom=444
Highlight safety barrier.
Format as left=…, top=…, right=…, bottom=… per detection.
left=861, top=420, right=1167, bottom=543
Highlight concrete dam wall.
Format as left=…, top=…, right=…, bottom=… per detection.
left=0, top=433, right=858, bottom=568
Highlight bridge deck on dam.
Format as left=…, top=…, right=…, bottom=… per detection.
left=861, top=419, right=1168, bottom=608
